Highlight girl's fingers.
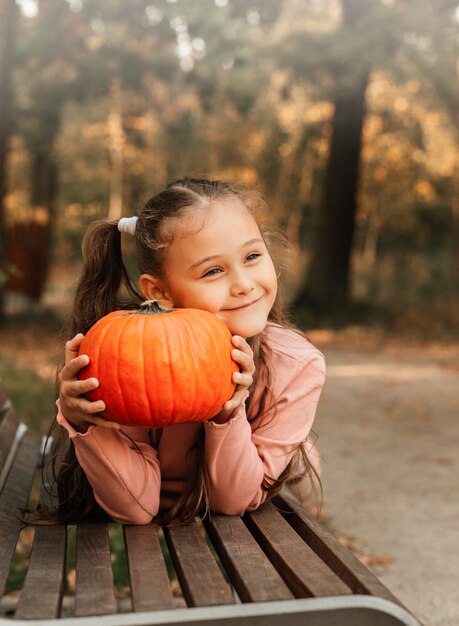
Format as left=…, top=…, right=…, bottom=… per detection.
left=64, top=334, right=85, bottom=366
left=63, top=401, right=120, bottom=430
left=232, top=335, right=253, bottom=356
left=64, top=377, right=99, bottom=397
left=223, top=389, right=249, bottom=413
left=60, top=354, right=90, bottom=381
left=230, top=337, right=255, bottom=391
left=84, top=398, right=106, bottom=414
left=212, top=386, right=249, bottom=423
left=232, top=371, right=253, bottom=388
left=231, top=348, right=255, bottom=375
left=65, top=396, right=106, bottom=416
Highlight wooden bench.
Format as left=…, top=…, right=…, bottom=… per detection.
left=0, top=383, right=423, bottom=626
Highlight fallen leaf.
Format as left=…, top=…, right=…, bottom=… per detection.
left=67, top=568, right=76, bottom=593
left=435, top=456, right=455, bottom=466
left=337, top=534, right=395, bottom=567
left=170, top=579, right=183, bottom=597
left=358, top=553, right=395, bottom=566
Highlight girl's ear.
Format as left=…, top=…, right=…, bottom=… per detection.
left=139, top=274, right=174, bottom=308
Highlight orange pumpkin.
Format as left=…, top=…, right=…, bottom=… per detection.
left=78, top=300, right=238, bottom=427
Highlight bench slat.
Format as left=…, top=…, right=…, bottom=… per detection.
left=0, top=427, right=42, bottom=598
left=0, top=407, right=20, bottom=477
left=75, top=523, right=117, bottom=617
left=245, top=502, right=352, bottom=598
left=15, top=475, right=67, bottom=619
left=275, top=491, right=402, bottom=605
left=205, top=513, right=293, bottom=603
left=124, top=524, right=175, bottom=611
left=15, top=524, right=66, bottom=619
left=164, top=523, right=235, bottom=607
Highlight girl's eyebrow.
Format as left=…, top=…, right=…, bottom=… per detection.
left=189, top=255, right=220, bottom=270
left=242, top=237, right=264, bottom=248
left=189, top=238, right=264, bottom=270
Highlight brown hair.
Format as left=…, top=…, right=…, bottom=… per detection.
left=32, top=178, right=321, bottom=526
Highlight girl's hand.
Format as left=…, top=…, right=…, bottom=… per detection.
left=211, top=335, right=255, bottom=424
left=59, top=334, right=121, bottom=432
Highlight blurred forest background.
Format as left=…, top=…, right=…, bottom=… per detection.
left=1, top=5, right=458, bottom=619
left=1, top=0, right=458, bottom=334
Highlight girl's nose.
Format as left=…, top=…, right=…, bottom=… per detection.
left=230, top=271, right=255, bottom=296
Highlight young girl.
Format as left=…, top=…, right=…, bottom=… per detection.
left=52, top=177, right=326, bottom=526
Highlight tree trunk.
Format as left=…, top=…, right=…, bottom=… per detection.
left=305, top=71, right=369, bottom=313
left=449, top=63, right=459, bottom=282
left=30, top=147, right=58, bottom=300
left=452, top=162, right=459, bottom=281
left=23, top=114, right=60, bottom=301
left=295, top=0, right=371, bottom=316
left=0, top=0, right=19, bottom=323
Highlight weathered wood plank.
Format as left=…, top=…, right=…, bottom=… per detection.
left=15, top=476, right=67, bottom=619
left=245, top=502, right=352, bottom=598
left=205, top=513, right=293, bottom=603
left=75, top=523, right=117, bottom=617
left=124, top=524, right=175, bottom=612
left=0, top=407, right=20, bottom=477
left=15, top=524, right=66, bottom=619
left=0, top=427, right=41, bottom=598
left=164, top=522, right=234, bottom=607
left=275, top=491, right=402, bottom=604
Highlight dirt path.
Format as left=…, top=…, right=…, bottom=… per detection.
left=310, top=331, right=459, bottom=626
left=2, top=320, right=458, bottom=625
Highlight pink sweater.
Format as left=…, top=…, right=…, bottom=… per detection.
left=57, top=322, right=326, bottom=524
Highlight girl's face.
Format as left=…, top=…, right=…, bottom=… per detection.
left=144, top=197, right=278, bottom=338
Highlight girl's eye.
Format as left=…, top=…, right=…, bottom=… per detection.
left=246, top=253, right=261, bottom=262
left=202, top=267, right=222, bottom=277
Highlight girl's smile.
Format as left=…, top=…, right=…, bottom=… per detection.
left=140, top=197, right=278, bottom=338
left=222, top=295, right=263, bottom=311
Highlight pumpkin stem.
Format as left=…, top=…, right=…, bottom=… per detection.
left=138, top=300, right=173, bottom=315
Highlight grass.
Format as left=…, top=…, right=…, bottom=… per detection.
left=0, top=307, right=62, bottom=433
left=0, top=354, right=56, bottom=434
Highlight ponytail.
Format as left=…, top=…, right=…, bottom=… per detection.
left=70, top=220, right=143, bottom=336
left=27, top=221, right=146, bottom=526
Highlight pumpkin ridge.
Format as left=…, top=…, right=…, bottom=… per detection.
left=207, top=317, right=226, bottom=416
left=92, top=316, right=117, bottom=418
left=162, top=313, right=177, bottom=423
left=180, top=314, right=200, bottom=419
left=140, top=314, right=152, bottom=426
left=116, top=313, right=133, bottom=423
left=210, top=320, right=224, bottom=416
left=89, top=321, right=101, bottom=393
left=193, top=312, right=223, bottom=419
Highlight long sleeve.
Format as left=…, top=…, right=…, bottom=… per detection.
left=57, top=407, right=161, bottom=524
left=203, top=328, right=326, bottom=515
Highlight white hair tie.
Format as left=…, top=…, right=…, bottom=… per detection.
left=118, top=216, right=138, bottom=236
